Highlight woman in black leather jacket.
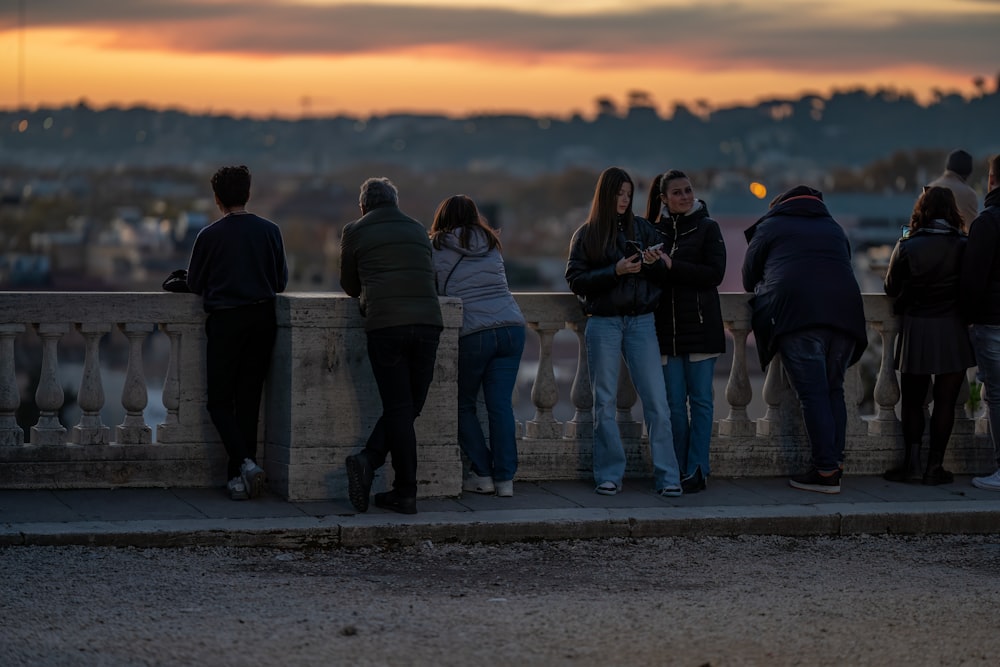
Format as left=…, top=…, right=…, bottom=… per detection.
left=645, top=170, right=726, bottom=494
left=565, top=167, right=682, bottom=497
left=883, top=186, right=975, bottom=485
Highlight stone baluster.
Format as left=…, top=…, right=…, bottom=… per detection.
left=31, top=323, right=68, bottom=445
left=157, top=323, right=182, bottom=441
left=512, top=380, right=524, bottom=440
left=0, top=323, right=26, bottom=446
left=974, top=374, right=989, bottom=437
left=952, top=372, right=974, bottom=435
left=756, top=355, right=784, bottom=436
left=116, top=323, right=152, bottom=444
left=564, top=319, right=592, bottom=439
left=616, top=358, right=643, bottom=439
left=719, top=324, right=755, bottom=437
left=71, top=323, right=111, bottom=445
left=525, top=322, right=564, bottom=439
left=868, top=318, right=902, bottom=435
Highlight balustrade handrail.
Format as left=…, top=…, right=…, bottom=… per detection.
left=0, top=290, right=993, bottom=497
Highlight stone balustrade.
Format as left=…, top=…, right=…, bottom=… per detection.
left=0, top=291, right=993, bottom=500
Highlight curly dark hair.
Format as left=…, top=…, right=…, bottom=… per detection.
left=210, top=165, right=251, bottom=208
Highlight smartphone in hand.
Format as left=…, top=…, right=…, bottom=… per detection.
left=624, top=240, right=643, bottom=258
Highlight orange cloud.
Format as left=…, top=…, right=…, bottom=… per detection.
left=0, top=1, right=993, bottom=119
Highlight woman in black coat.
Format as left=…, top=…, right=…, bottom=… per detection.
left=645, top=170, right=726, bottom=494
left=883, top=186, right=974, bottom=485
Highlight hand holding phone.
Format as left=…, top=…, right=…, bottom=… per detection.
left=643, top=242, right=664, bottom=264
left=624, top=240, right=643, bottom=258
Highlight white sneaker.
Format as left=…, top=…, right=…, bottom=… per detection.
left=595, top=481, right=619, bottom=496
left=227, top=476, right=248, bottom=501
left=240, top=458, right=265, bottom=499
left=972, top=469, right=1000, bottom=491
left=495, top=480, right=514, bottom=497
left=463, top=473, right=495, bottom=494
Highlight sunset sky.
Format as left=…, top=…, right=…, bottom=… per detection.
left=0, top=0, right=996, bottom=120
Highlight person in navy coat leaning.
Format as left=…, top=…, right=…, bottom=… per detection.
left=742, top=185, right=867, bottom=494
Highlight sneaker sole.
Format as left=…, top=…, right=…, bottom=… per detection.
left=658, top=489, right=683, bottom=498
left=595, top=487, right=618, bottom=496
left=345, top=456, right=371, bottom=512
left=788, top=479, right=841, bottom=494
left=242, top=469, right=265, bottom=499
left=971, top=479, right=1000, bottom=491
left=462, top=486, right=496, bottom=494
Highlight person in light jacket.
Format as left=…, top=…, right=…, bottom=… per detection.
left=431, top=195, right=526, bottom=498
left=927, top=149, right=979, bottom=228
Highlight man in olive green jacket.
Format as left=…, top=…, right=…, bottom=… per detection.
left=340, top=177, right=443, bottom=515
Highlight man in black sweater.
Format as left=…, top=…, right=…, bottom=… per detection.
left=187, top=165, right=288, bottom=500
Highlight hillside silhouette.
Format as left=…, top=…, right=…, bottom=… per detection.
left=3, top=83, right=999, bottom=177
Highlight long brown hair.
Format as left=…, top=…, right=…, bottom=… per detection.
left=910, top=186, right=964, bottom=233
left=645, top=169, right=688, bottom=221
left=580, top=167, right=635, bottom=262
left=430, top=195, right=501, bottom=251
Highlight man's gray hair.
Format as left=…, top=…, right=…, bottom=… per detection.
left=359, top=177, right=399, bottom=211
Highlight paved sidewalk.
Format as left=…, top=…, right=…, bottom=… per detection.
left=2, top=476, right=1000, bottom=548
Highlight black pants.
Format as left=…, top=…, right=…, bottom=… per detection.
left=362, top=324, right=442, bottom=497
left=899, top=371, right=965, bottom=465
left=205, top=301, right=277, bottom=479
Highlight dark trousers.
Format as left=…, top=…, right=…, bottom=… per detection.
left=900, top=371, right=965, bottom=465
left=362, top=324, right=442, bottom=497
left=205, top=301, right=277, bottom=479
left=778, top=327, right=856, bottom=472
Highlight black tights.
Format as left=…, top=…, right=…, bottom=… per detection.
left=899, top=371, right=965, bottom=465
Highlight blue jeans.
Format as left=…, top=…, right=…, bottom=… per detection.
left=586, top=313, right=680, bottom=490
left=662, top=354, right=717, bottom=478
left=970, top=325, right=1000, bottom=467
left=363, top=324, right=442, bottom=497
left=777, top=327, right=855, bottom=472
left=457, top=325, right=526, bottom=482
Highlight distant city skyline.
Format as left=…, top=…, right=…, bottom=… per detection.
left=0, top=0, right=996, bottom=119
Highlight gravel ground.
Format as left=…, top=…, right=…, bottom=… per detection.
left=2, top=534, right=999, bottom=666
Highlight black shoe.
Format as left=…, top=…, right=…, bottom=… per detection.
left=681, top=467, right=706, bottom=494
left=373, top=491, right=417, bottom=515
left=345, top=452, right=374, bottom=512
left=884, top=444, right=923, bottom=483
left=882, top=465, right=909, bottom=483
left=922, top=465, right=954, bottom=486
left=788, top=467, right=842, bottom=494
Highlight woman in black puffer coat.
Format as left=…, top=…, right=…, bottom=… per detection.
left=883, top=186, right=974, bottom=486
left=645, top=170, right=727, bottom=494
